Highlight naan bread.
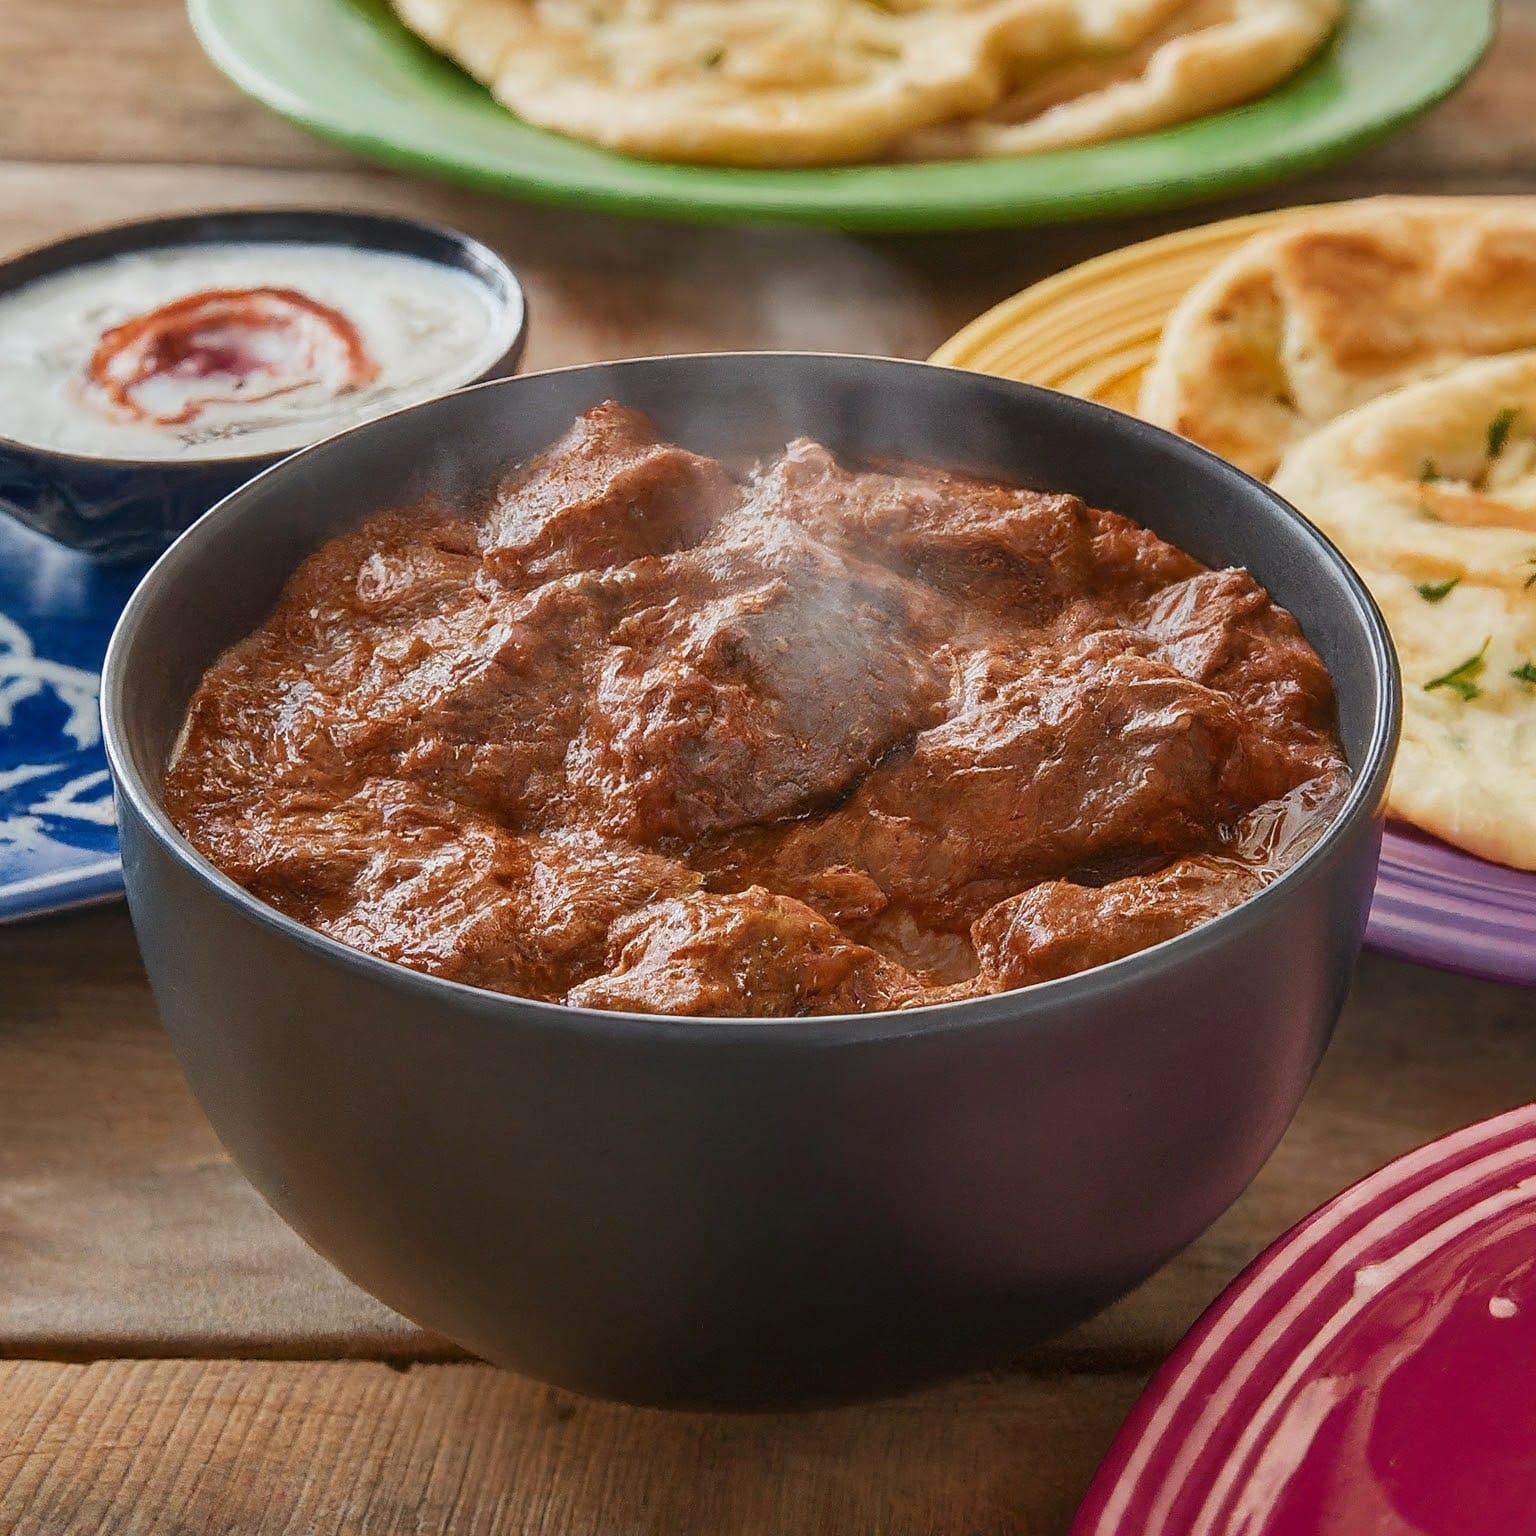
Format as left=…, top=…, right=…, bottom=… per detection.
left=390, top=0, right=1327, bottom=166
left=1142, top=198, right=1536, bottom=480
left=1272, top=352, right=1536, bottom=870
left=391, top=0, right=1111, bottom=167
left=899, top=0, right=1340, bottom=160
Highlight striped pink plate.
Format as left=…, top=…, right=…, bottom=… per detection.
left=1367, top=825, right=1536, bottom=988
left=1073, top=1103, right=1536, bottom=1536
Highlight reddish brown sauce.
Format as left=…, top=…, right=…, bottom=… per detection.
left=88, top=286, right=377, bottom=426
left=165, top=404, right=1349, bottom=1017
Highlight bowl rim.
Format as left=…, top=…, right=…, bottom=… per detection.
left=0, top=205, right=528, bottom=472
left=102, top=351, right=1402, bottom=1043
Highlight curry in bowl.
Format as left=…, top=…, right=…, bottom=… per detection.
left=165, top=402, right=1348, bottom=1017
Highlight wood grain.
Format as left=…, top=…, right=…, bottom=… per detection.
left=5, top=903, right=1532, bottom=1367
left=0, top=1359, right=1144, bottom=1536
left=0, top=0, right=351, bottom=168
left=0, top=909, right=447, bottom=1360
left=3, top=2, right=1536, bottom=1530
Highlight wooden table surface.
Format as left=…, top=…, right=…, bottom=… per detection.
left=4, top=4, right=1535, bottom=1531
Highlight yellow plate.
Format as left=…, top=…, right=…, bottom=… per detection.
left=928, top=207, right=1294, bottom=410
left=929, top=198, right=1531, bottom=409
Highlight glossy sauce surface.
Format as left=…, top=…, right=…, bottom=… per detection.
left=165, top=404, right=1349, bottom=1016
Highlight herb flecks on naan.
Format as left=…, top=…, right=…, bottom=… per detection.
left=389, top=0, right=1339, bottom=167
left=1272, top=351, right=1536, bottom=871
left=1141, top=199, right=1536, bottom=480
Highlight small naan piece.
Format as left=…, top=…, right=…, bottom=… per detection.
left=1142, top=198, right=1536, bottom=480
left=391, top=0, right=1120, bottom=167
left=1272, top=352, right=1536, bottom=870
left=899, top=0, right=1339, bottom=161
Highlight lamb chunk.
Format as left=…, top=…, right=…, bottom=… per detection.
left=331, top=571, right=620, bottom=826
left=164, top=509, right=484, bottom=821
left=740, top=440, right=1200, bottom=615
left=482, top=402, right=737, bottom=586
left=567, top=887, right=920, bottom=1017
left=566, top=517, right=945, bottom=846
left=971, top=856, right=1265, bottom=989
left=747, top=640, right=1271, bottom=931
left=274, top=508, right=482, bottom=659
left=968, top=769, right=1349, bottom=988
left=506, top=831, right=704, bottom=995
left=235, top=782, right=701, bottom=1000
left=1137, top=567, right=1340, bottom=784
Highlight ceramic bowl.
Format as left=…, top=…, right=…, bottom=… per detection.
left=102, top=353, right=1399, bottom=1408
left=0, top=208, right=526, bottom=560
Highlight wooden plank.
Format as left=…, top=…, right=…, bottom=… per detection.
left=0, top=0, right=351, bottom=168
left=0, top=908, right=453, bottom=1359
left=4, top=901, right=1533, bottom=1363
left=1, top=0, right=1532, bottom=183
left=0, top=1358, right=1144, bottom=1536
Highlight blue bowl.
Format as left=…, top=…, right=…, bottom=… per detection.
left=0, top=208, right=527, bottom=562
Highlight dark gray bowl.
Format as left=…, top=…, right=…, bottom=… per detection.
left=0, top=208, right=527, bottom=561
left=101, top=354, right=1399, bottom=1410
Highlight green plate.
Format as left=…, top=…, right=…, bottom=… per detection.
left=190, top=0, right=1495, bottom=232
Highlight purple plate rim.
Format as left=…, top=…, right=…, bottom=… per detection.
left=1366, top=823, right=1536, bottom=989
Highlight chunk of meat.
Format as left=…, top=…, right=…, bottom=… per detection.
left=566, top=517, right=945, bottom=845
left=167, top=405, right=1352, bottom=1016
left=967, top=769, right=1349, bottom=988
left=278, top=805, right=545, bottom=995
left=502, top=831, right=703, bottom=996
left=330, top=572, right=621, bottom=826
left=971, top=856, right=1265, bottom=989
left=740, top=640, right=1271, bottom=931
left=741, top=439, right=1200, bottom=616
left=268, top=508, right=485, bottom=677
left=482, top=401, right=737, bottom=586
left=216, top=780, right=701, bottom=999
left=165, top=509, right=485, bottom=823
left=1137, top=568, right=1340, bottom=786
left=567, top=887, right=920, bottom=1017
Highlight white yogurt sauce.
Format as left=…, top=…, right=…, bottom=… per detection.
left=0, top=242, right=514, bottom=461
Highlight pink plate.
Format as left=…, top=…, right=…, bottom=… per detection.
left=1367, top=825, right=1536, bottom=989
left=1072, top=1103, right=1536, bottom=1536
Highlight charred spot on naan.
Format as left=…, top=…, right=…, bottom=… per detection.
left=1142, top=200, right=1536, bottom=480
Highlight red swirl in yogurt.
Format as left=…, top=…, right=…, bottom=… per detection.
left=87, top=287, right=380, bottom=427
left=0, top=242, right=515, bottom=461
